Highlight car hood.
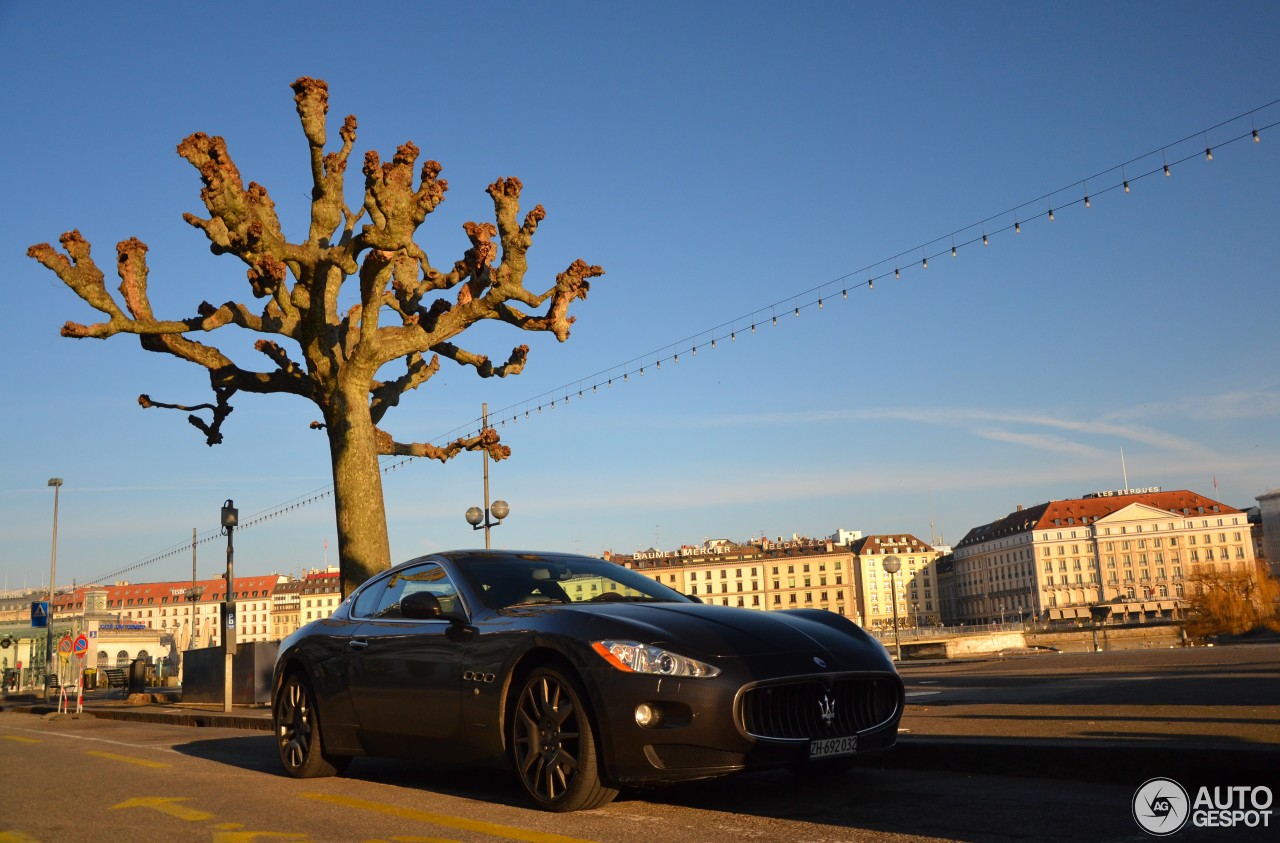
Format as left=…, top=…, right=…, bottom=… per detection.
left=558, top=602, right=889, bottom=664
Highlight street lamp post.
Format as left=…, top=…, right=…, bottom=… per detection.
left=882, top=556, right=902, bottom=661
left=45, top=478, right=63, bottom=702
left=464, top=403, right=510, bottom=549
left=220, top=500, right=238, bottom=714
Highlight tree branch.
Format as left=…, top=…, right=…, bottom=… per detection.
left=291, top=77, right=359, bottom=246
left=368, top=352, right=440, bottom=425
left=138, top=387, right=236, bottom=446
left=374, top=425, right=510, bottom=463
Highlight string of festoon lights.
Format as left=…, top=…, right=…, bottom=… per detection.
left=86, top=99, right=1277, bottom=586
left=430, top=101, right=1279, bottom=440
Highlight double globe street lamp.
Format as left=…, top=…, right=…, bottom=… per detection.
left=463, top=403, right=510, bottom=549
left=465, top=499, right=510, bottom=550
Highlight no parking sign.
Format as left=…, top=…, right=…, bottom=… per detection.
left=73, top=634, right=88, bottom=660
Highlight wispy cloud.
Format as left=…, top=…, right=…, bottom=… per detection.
left=971, top=427, right=1106, bottom=457
left=693, top=403, right=1225, bottom=459
left=500, top=461, right=1109, bottom=516
left=1102, top=387, right=1280, bottom=424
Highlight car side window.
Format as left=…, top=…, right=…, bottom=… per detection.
left=351, top=577, right=389, bottom=620
left=371, top=562, right=460, bottom=619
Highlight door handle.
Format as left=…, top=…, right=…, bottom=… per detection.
left=347, top=639, right=369, bottom=651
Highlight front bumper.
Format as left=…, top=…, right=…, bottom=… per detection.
left=581, top=664, right=904, bottom=786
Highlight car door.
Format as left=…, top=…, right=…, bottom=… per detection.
left=345, top=561, right=467, bottom=752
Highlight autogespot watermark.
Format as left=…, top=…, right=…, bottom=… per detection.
left=1133, top=778, right=1273, bottom=836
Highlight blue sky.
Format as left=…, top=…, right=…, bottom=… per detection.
left=2, top=2, right=1278, bottom=590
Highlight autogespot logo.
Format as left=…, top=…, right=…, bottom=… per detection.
left=1134, top=777, right=1190, bottom=836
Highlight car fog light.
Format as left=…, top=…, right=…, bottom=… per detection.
left=635, top=703, right=662, bottom=728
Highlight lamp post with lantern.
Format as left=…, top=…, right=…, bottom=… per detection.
left=220, top=500, right=237, bottom=714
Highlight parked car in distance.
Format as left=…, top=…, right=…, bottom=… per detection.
left=272, top=549, right=904, bottom=811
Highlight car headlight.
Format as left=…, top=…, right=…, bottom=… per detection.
left=591, top=640, right=721, bottom=678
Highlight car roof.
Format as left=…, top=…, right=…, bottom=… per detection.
left=415, top=549, right=602, bottom=566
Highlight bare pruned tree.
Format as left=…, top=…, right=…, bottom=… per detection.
left=29, top=77, right=603, bottom=595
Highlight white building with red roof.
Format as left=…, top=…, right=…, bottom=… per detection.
left=951, top=488, right=1256, bottom=626
left=52, top=573, right=287, bottom=676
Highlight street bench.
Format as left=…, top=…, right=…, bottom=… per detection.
left=102, top=668, right=128, bottom=696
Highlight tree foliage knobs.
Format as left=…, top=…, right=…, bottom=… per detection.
left=29, top=77, right=604, bottom=594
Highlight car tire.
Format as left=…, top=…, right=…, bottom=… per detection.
left=510, top=665, right=618, bottom=812
left=274, top=670, right=350, bottom=778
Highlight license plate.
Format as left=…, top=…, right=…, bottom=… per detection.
left=809, top=735, right=858, bottom=759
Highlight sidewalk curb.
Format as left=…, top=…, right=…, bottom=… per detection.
left=2, top=698, right=272, bottom=732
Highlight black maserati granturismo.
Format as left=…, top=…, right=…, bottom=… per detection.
left=271, top=550, right=904, bottom=811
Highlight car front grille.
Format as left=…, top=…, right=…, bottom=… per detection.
left=739, top=675, right=901, bottom=740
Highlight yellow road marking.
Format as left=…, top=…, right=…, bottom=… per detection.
left=0, top=831, right=45, bottom=843
left=301, top=793, right=599, bottom=843
left=111, top=796, right=213, bottom=821
left=0, top=736, right=40, bottom=744
left=88, top=750, right=170, bottom=769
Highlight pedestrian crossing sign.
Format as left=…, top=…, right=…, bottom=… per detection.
left=31, top=601, right=48, bottom=628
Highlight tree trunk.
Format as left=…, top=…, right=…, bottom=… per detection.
left=327, top=380, right=391, bottom=598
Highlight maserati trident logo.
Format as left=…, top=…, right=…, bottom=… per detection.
left=818, top=693, right=836, bottom=727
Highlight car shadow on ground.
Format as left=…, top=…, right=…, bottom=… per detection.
left=171, top=732, right=900, bottom=815
left=171, top=734, right=535, bottom=808
left=164, top=735, right=1204, bottom=842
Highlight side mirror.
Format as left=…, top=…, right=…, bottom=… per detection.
left=401, top=591, right=465, bottom=623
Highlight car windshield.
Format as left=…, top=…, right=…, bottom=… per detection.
left=458, top=553, right=693, bottom=610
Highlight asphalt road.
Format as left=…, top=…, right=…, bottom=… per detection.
left=898, top=643, right=1280, bottom=744
left=1, top=644, right=1276, bottom=842
left=0, top=712, right=1186, bottom=843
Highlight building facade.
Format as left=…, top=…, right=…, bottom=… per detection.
left=621, top=538, right=860, bottom=620
left=58, top=574, right=287, bottom=653
left=950, top=489, right=1256, bottom=626
left=298, top=570, right=341, bottom=624
left=849, top=534, right=941, bottom=630
left=1256, top=488, right=1280, bottom=575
